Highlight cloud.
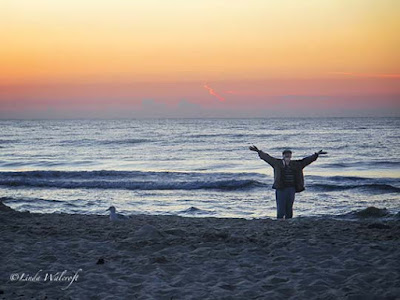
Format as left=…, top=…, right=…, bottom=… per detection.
left=203, top=82, right=225, bottom=102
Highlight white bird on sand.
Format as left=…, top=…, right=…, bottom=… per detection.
left=106, top=206, right=127, bottom=222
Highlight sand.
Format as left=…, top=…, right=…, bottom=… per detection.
left=0, top=201, right=399, bottom=300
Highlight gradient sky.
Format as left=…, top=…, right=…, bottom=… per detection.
left=1, top=0, right=399, bottom=118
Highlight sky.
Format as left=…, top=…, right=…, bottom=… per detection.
left=0, top=0, right=399, bottom=118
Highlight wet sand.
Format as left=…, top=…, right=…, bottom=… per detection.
left=1, top=202, right=399, bottom=299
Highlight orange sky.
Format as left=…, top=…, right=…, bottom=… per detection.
left=1, top=0, right=399, bottom=117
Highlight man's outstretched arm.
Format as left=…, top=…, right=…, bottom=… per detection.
left=249, top=145, right=278, bottom=167
left=300, top=150, right=327, bottom=168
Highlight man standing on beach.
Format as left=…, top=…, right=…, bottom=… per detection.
left=249, top=146, right=326, bottom=219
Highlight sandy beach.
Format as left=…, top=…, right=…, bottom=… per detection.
left=1, top=201, right=399, bottom=300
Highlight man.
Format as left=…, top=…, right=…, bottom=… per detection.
left=249, top=145, right=326, bottom=219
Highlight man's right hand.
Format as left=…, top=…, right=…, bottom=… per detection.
left=249, top=145, right=260, bottom=152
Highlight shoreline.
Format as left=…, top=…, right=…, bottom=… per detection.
left=1, top=202, right=399, bottom=299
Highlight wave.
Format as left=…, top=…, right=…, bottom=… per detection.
left=0, top=139, right=15, bottom=144
left=0, top=161, right=65, bottom=167
left=0, top=160, right=96, bottom=168
left=268, top=146, right=314, bottom=151
left=101, top=138, right=150, bottom=145
left=0, top=178, right=264, bottom=191
left=310, top=183, right=400, bottom=193
left=186, top=133, right=276, bottom=139
left=308, top=174, right=400, bottom=193
left=0, top=170, right=262, bottom=179
left=0, top=196, right=65, bottom=204
left=321, top=175, right=371, bottom=181
left=0, top=170, right=266, bottom=191
left=58, top=138, right=149, bottom=146
left=0, top=171, right=398, bottom=193
left=319, top=161, right=400, bottom=168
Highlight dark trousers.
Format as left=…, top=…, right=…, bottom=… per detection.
left=275, top=186, right=296, bottom=219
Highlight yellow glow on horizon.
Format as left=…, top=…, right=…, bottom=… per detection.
left=0, top=0, right=399, bottom=84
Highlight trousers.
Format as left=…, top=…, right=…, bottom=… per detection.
left=275, top=186, right=296, bottom=219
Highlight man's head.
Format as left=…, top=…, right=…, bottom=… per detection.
left=282, top=149, right=292, bottom=164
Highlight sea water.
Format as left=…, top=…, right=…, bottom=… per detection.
left=0, top=117, right=399, bottom=218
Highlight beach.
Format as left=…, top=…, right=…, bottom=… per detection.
left=1, top=202, right=399, bottom=300
left=1, top=0, right=399, bottom=298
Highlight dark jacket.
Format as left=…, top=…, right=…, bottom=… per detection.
left=258, top=151, right=319, bottom=193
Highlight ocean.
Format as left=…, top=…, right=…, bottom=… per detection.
left=0, top=117, right=399, bottom=218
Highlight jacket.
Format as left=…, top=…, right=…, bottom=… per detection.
left=258, top=151, right=319, bottom=193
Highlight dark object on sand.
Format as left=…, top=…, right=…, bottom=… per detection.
left=355, top=207, right=389, bottom=218
left=367, top=223, right=391, bottom=229
left=96, top=258, right=105, bottom=265
left=0, top=200, right=14, bottom=212
left=152, top=256, right=168, bottom=264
